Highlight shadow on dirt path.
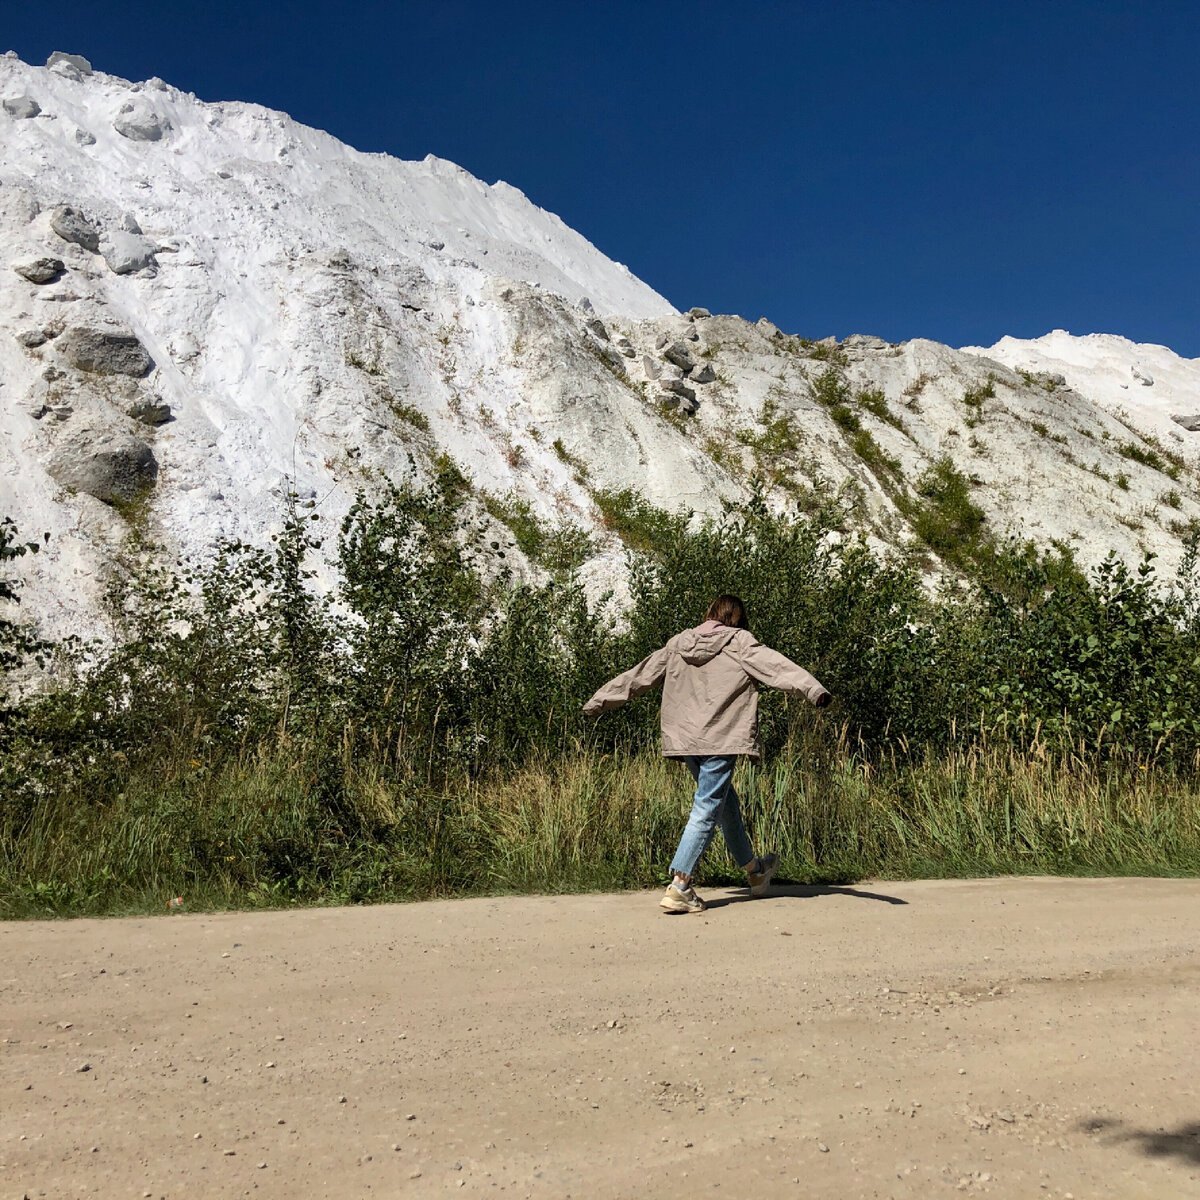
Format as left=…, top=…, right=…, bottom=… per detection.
left=1080, top=1117, right=1200, bottom=1167
left=700, top=883, right=910, bottom=910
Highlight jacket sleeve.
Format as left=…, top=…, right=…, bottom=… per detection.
left=582, top=647, right=670, bottom=716
left=728, top=634, right=830, bottom=704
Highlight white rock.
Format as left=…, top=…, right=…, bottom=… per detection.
left=113, top=97, right=169, bottom=141
left=100, top=231, right=157, bottom=275
left=3, top=95, right=41, bottom=119
left=46, top=52, right=92, bottom=75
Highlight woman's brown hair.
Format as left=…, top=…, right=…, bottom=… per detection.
left=705, top=594, right=749, bottom=630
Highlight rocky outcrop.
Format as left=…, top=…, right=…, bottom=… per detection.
left=12, top=256, right=65, bottom=284
left=47, top=428, right=158, bottom=504
left=843, top=334, right=891, bottom=350
left=55, top=324, right=152, bottom=376
left=49, top=204, right=100, bottom=252
left=46, top=52, right=92, bottom=75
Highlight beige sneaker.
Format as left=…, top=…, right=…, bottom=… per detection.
left=659, top=882, right=707, bottom=914
left=748, top=853, right=779, bottom=897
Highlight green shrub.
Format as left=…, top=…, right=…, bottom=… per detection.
left=831, top=404, right=860, bottom=432
left=592, top=488, right=687, bottom=554
left=735, top=394, right=804, bottom=457
left=812, top=367, right=850, bottom=408
left=900, top=456, right=987, bottom=568
left=962, top=379, right=996, bottom=409
left=8, top=470, right=1200, bottom=915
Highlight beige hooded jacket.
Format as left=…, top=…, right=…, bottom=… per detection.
left=582, top=620, right=830, bottom=762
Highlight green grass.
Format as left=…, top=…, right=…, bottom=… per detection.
left=5, top=741, right=1200, bottom=918
left=592, top=487, right=686, bottom=553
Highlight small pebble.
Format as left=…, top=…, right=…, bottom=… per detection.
left=405, top=1113, right=416, bottom=1120
left=338, top=1095, right=347, bottom=1104
left=76, top=1062, right=91, bottom=1072
left=817, top=1142, right=829, bottom=1153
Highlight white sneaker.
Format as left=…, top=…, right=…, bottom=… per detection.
left=748, top=853, right=779, bottom=897
left=659, top=883, right=707, bottom=914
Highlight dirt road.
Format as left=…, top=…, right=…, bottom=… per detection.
left=2, top=877, right=1199, bottom=1199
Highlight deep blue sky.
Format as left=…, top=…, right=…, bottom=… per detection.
left=8, top=2, right=1200, bottom=353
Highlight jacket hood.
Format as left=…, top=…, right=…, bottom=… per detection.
left=675, top=619, right=739, bottom=665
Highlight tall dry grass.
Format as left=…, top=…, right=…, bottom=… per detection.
left=4, top=735, right=1199, bottom=917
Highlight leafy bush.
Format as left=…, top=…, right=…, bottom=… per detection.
left=7, top=472, right=1200, bottom=915
left=962, top=379, right=996, bottom=408
left=736, top=394, right=803, bottom=457
left=592, top=488, right=687, bottom=554
left=812, top=368, right=850, bottom=408
left=899, top=456, right=988, bottom=568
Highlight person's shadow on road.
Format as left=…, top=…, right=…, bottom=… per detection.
left=700, top=882, right=909, bottom=910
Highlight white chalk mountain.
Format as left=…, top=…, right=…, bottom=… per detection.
left=3, top=50, right=1200, bottom=640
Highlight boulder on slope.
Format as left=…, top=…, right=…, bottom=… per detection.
left=100, top=231, right=158, bottom=275
left=121, top=394, right=172, bottom=425
left=113, top=98, right=169, bottom=142
left=3, top=95, right=41, bottom=119
left=48, top=428, right=158, bottom=504
left=56, top=324, right=152, bottom=376
left=662, top=341, right=695, bottom=371
left=12, top=256, right=65, bottom=284
left=49, top=204, right=100, bottom=252
left=659, top=378, right=697, bottom=403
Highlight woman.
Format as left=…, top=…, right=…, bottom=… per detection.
left=583, top=594, right=831, bottom=913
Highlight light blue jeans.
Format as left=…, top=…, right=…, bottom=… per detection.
left=669, top=755, right=755, bottom=879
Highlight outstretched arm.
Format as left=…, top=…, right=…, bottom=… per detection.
left=729, top=636, right=831, bottom=705
left=582, top=647, right=670, bottom=716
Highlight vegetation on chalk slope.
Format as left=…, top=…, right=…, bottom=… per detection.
left=4, top=479, right=1200, bottom=916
